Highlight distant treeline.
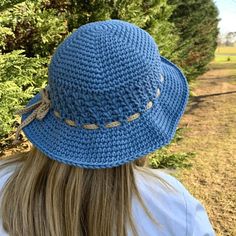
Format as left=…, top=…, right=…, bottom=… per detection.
left=218, top=32, right=236, bottom=47
left=0, top=0, right=219, bottom=138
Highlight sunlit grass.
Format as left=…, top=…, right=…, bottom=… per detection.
left=214, top=47, right=236, bottom=63
left=215, top=47, right=236, bottom=54
left=214, top=55, right=236, bottom=62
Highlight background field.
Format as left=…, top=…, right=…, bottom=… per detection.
left=214, top=46, right=236, bottom=62
left=171, top=58, right=236, bottom=236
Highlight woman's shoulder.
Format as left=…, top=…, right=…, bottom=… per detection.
left=0, top=160, right=17, bottom=190
left=134, top=168, right=191, bottom=199
left=133, top=168, right=216, bottom=236
left=0, top=160, right=17, bottom=236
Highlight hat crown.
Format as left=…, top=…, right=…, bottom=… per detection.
left=48, top=19, right=164, bottom=127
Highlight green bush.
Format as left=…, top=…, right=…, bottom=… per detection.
left=0, top=50, right=48, bottom=137
left=0, top=0, right=25, bottom=12
left=148, top=149, right=195, bottom=169
left=148, top=128, right=196, bottom=169
left=0, top=0, right=68, bottom=57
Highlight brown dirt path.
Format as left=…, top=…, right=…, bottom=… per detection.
left=170, top=62, right=236, bottom=236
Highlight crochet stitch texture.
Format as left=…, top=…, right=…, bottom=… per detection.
left=20, top=19, right=189, bottom=168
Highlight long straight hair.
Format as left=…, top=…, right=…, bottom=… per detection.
left=0, top=146, right=174, bottom=236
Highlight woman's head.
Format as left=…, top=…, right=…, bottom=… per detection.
left=3, top=19, right=188, bottom=236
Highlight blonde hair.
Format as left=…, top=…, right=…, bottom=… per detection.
left=0, top=146, right=173, bottom=236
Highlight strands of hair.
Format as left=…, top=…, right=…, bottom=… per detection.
left=0, top=147, right=174, bottom=236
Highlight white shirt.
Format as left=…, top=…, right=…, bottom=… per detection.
left=131, top=169, right=215, bottom=235
left=0, top=165, right=215, bottom=236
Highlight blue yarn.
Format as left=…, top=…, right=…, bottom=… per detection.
left=21, top=19, right=189, bottom=169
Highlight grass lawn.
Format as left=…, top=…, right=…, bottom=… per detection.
left=215, top=46, right=236, bottom=54
left=214, top=47, right=236, bottom=63
left=170, top=61, right=236, bottom=235
left=214, top=55, right=236, bottom=62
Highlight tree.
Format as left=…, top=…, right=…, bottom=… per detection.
left=225, top=32, right=236, bottom=46
left=0, top=0, right=25, bottom=12
left=168, top=0, right=219, bottom=81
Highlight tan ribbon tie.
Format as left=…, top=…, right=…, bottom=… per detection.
left=13, top=88, right=50, bottom=145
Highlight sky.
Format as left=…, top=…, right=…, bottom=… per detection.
left=214, top=0, right=236, bottom=34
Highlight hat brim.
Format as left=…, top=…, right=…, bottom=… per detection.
left=21, top=56, right=189, bottom=168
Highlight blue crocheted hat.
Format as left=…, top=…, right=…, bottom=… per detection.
left=15, top=19, right=189, bottom=168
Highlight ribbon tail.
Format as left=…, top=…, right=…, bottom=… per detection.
left=13, top=109, right=38, bottom=145
left=14, top=101, right=42, bottom=116
left=13, top=87, right=51, bottom=145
